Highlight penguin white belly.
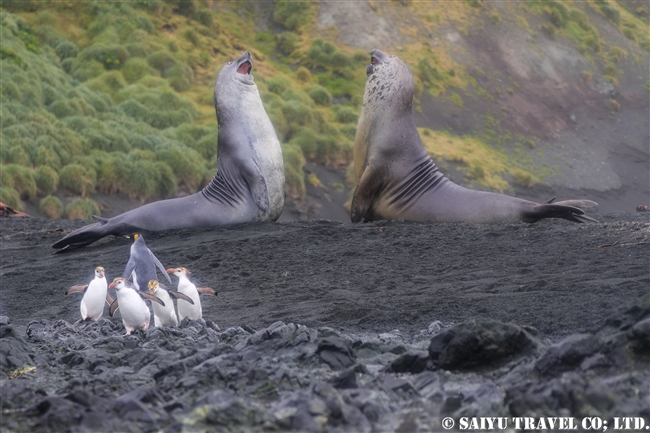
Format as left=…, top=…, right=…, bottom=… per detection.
left=151, top=289, right=178, bottom=327
left=118, top=289, right=150, bottom=334
left=131, top=270, right=140, bottom=291
left=177, top=280, right=202, bottom=321
left=81, top=278, right=107, bottom=321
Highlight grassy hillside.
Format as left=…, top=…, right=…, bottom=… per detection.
left=1, top=0, right=647, bottom=218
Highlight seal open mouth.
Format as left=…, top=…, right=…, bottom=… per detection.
left=367, top=55, right=380, bottom=76
left=237, top=61, right=252, bottom=75
left=367, top=49, right=386, bottom=76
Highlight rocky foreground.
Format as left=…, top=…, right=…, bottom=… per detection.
left=1, top=292, right=649, bottom=432
left=1, top=214, right=649, bottom=432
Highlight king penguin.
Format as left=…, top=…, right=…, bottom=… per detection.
left=123, top=233, right=172, bottom=292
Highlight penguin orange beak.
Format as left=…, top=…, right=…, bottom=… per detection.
left=98, top=270, right=105, bottom=278
left=108, top=281, right=118, bottom=289
left=166, top=268, right=175, bottom=274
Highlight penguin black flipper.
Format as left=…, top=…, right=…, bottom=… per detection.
left=150, top=250, right=172, bottom=284
left=139, top=292, right=165, bottom=307
left=109, top=299, right=119, bottom=317
left=198, top=287, right=217, bottom=296
left=168, top=291, right=195, bottom=304
left=123, top=255, right=137, bottom=284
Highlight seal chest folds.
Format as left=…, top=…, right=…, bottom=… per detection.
left=53, top=52, right=284, bottom=252
left=352, top=49, right=597, bottom=225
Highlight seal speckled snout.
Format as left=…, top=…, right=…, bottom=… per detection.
left=367, top=48, right=388, bottom=76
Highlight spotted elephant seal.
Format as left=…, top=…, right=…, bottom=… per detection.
left=54, top=52, right=284, bottom=251
left=351, top=49, right=596, bottom=224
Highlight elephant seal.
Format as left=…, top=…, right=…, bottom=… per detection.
left=351, top=49, right=597, bottom=224
left=53, top=52, right=284, bottom=251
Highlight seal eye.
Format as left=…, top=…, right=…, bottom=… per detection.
left=237, top=61, right=252, bottom=75
left=227, top=61, right=233, bottom=65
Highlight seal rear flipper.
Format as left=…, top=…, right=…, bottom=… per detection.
left=351, top=165, right=383, bottom=222
left=53, top=220, right=130, bottom=252
left=552, top=199, right=598, bottom=210
left=105, top=293, right=115, bottom=306
left=522, top=203, right=598, bottom=224
left=168, top=291, right=195, bottom=304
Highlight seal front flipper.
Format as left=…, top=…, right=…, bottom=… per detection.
left=251, top=174, right=270, bottom=213
left=351, top=165, right=383, bottom=222
left=241, top=158, right=270, bottom=213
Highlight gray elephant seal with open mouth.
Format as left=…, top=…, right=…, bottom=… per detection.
left=54, top=52, right=284, bottom=251
left=351, top=49, right=596, bottom=224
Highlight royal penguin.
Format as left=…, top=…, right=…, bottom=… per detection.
left=108, top=277, right=164, bottom=335
left=166, top=267, right=216, bottom=321
left=65, top=266, right=112, bottom=321
left=146, top=280, right=195, bottom=328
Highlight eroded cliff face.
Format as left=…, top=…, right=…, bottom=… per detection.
left=316, top=1, right=649, bottom=211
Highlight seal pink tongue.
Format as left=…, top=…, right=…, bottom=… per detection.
left=237, top=61, right=251, bottom=74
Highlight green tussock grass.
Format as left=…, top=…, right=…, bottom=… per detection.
left=419, top=128, right=538, bottom=192
left=5, top=0, right=632, bottom=214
